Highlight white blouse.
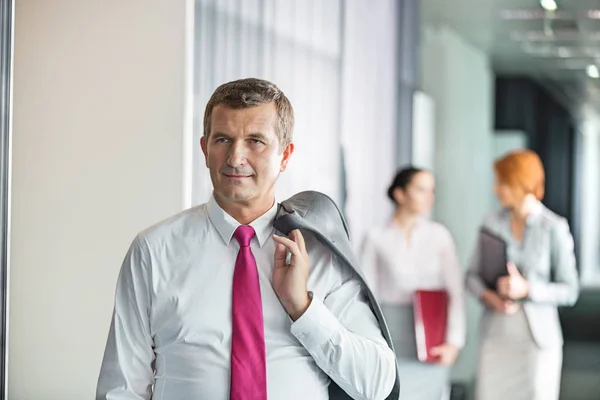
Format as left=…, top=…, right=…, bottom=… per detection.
left=360, top=218, right=466, bottom=347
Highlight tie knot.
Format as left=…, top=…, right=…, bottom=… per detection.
left=234, top=225, right=256, bottom=247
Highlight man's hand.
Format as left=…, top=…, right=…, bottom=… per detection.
left=272, top=229, right=311, bottom=321
left=497, top=262, right=529, bottom=300
left=482, top=289, right=519, bottom=314
left=429, top=343, right=459, bottom=366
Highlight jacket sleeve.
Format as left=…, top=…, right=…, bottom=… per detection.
left=527, top=218, right=579, bottom=306
left=465, top=230, right=488, bottom=300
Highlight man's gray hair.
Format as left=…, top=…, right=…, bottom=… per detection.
left=203, top=78, right=294, bottom=149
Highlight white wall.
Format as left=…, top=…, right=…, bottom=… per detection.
left=192, top=0, right=344, bottom=207
left=10, top=1, right=190, bottom=398
left=412, top=91, right=436, bottom=170
left=341, top=0, right=398, bottom=248
left=420, top=24, right=495, bottom=384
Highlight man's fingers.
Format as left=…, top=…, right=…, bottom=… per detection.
left=290, top=229, right=307, bottom=255
left=273, top=242, right=288, bottom=268
left=272, top=234, right=301, bottom=256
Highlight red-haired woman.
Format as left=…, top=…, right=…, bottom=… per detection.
left=466, top=150, right=579, bottom=400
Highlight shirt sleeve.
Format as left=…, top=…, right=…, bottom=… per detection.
left=290, top=256, right=396, bottom=400
left=96, top=235, right=155, bottom=400
left=439, top=228, right=466, bottom=348
left=527, top=218, right=579, bottom=306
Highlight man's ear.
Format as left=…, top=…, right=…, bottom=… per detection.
left=200, top=136, right=209, bottom=167
left=280, top=142, right=294, bottom=172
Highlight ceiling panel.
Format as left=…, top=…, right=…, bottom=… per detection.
left=421, top=0, right=600, bottom=115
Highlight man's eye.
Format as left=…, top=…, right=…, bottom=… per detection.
left=215, top=138, right=229, bottom=143
left=250, top=139, right=264, bottom=144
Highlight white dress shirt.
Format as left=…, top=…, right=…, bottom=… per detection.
left=360, top=218, right=466, bottom=347
left=96, top=197, right=396, bottom=400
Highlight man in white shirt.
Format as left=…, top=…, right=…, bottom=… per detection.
left=96, top=78, right=396, bottom=400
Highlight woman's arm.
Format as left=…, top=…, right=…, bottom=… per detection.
left=440, top=228, right=465, bottom=348
left=429, top=228, right=465, bottom=365
left=527, top=218, right=579, bottom=306
left=465, top=231, right=487, bottom=299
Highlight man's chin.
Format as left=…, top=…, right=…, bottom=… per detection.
left=215, top=188, right=255, bottom=204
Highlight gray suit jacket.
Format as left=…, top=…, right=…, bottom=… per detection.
left=466, top=203, right=580, bottom=348
left=274, top=191, right=400, bottom=400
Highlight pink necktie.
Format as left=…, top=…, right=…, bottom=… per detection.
left=230, top=225, right=267, bottom=400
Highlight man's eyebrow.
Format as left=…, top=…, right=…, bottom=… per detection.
left=247, top=132, right=268, bottom=140
left=210, top=132, right=270, bottom=141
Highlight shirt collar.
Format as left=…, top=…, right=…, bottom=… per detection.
left=500, top=199, right=544, bottom=225
left=207, top=196, right=278, bottom=247
left=388, top=216, right=427, bottom=230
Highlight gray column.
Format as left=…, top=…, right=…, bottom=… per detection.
left=396, top=0, right=419, bottom=168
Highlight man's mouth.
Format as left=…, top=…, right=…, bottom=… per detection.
left=224, top=174, right=252, bottom=179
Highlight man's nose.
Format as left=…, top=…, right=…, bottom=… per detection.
left=227, top=140, right=247, bottom=167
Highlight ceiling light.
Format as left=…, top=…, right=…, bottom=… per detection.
left=540, top=0, right=558, bottom=12
left=586, top=65, right=599, bottom=78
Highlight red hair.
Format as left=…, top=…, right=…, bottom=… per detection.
left=494, top=149, right=545, bottom=201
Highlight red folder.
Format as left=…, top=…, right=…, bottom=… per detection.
left=413, top=290, right=448, bottom=363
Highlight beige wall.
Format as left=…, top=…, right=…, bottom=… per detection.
left=10, top=1, right=190, bottom=398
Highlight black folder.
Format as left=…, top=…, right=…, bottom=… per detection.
left=478, top=227, right=508, bottom=290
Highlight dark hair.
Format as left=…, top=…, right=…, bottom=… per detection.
left=203, top=78, right=294, bottom=149
left=387, top=166, right=425, bottom=203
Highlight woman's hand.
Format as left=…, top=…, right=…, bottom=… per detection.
left=482, top=289, right=519, bottom=314
left=497, top=262, right=529, bottom=300
left=430, top=343, right=459, bottom=365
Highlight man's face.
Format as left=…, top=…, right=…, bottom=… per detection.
left=201, top=103, right=293, bottom=209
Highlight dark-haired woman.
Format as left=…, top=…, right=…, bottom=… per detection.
left=360, top=167, right=466, bottom=400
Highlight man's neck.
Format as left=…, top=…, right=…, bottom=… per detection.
left=214, top=194, right=276, bottom=225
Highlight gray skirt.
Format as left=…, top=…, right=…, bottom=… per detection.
left=476, top=308, right=562, bottom=400
left=381, top=304, right=450, bottom=400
